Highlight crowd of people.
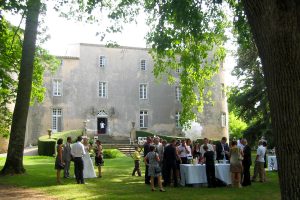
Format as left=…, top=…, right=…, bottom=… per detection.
left=55, top=136, right=104, bottom=184
left=141, top=136, right=268, bottom=190
left=54, top=135, right=268, bottom=191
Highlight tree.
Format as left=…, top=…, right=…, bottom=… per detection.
left=1, top=0, right=41, bottom=174
left=0, top=20, right=21, bottom=138
left=241, top=1, right=300, bottom=199
left=110, top=0, right=299, bottom=197
left=228, top=112, right=247, bottom=140
left=227, top=0, right=272, bottom=147
left=0, top=17, right=58, bottom=138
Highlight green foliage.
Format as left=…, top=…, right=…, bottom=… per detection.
left=144, top=0, right=229, bottom=128
left=103, top=149, right=126, bottom=159
left=136, top=130, right=186, bottom=142
left=38, top=139, right=56, bottom=156
left=0, top=17, right=60, bottom=138
left=38, top=130, right=82, bottom=156
left=229, top=112, right=247, bottom=140
left=227, top=1, right=272, bottom=146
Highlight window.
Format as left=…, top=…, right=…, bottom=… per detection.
left=140, top=110, right=148, bottom=128
left=99, top=82, right=107, bottom=98
left=139, top=84, right=147, bottom=99
left=221, top=112, right=227, bottom=128
left=53, top=79, right=62, bottom=96
left=99, top=56, right=106, bottom=68
left=140, top=59, right=146, bottom=71
left=221, top=83, right=226, bottom=98
left=175, top=86, right=181, bottom=101
left=52, top=108, right=62, bottom=132
left=175, top=112, right=181, bottom=128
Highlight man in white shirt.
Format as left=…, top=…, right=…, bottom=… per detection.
left=252, top=141, right=266, bottom=182
left=200, top=138, right=214, bottom=158
left=178, top=139, right=190, bottom=164
left=71, top=136, right=86, bottom=184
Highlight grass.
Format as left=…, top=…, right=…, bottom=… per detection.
left=0, top=155, right=281, bottom=200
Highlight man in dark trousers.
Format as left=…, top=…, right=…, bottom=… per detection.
left=63, top=136, right=72, bottom=178
left=242, top=139, right=252, bottom=186
left=216, top=137, right=230, bottom=161
left=143, top=137, right=152, bottom=184
left=163, top=139, right=178, bottom=187
left=203, top=145, right=216, bottom=188
left=71, top=136, right=86, bottom=184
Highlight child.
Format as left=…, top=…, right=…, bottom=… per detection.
left=132, top=146, right=142, bottom=176
left=203, top=145, right=216, bottom=188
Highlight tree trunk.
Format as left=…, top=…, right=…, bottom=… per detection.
left=242, top=1, right=300, bottom=199
left=1, top=0, right=41, bottom=175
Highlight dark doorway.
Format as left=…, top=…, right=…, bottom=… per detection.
left=97, top=118, right=107, bottom=134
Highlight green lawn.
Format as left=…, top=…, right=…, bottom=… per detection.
left=0, top=156, right=280, bottom=200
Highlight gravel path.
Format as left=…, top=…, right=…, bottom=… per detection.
left=0, top=146, right=38, bottom=157
left=0, top=185, right=57, bottom=200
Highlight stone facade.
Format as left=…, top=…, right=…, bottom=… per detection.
left=25, top=43, right=228, bottom=145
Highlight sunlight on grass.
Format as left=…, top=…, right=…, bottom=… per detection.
left=0, top=155, right=281, bottom=200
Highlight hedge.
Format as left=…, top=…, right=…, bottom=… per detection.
left=136, top=130, right=186, bottom=142
left=38, top=130, right=81, bottom=156
left=136, top=130, right=219, bottom=144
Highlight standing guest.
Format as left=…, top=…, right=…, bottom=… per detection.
left=229, top=141, right=243, bottom=188
left=237, top=138, right=244, bottom=150
left=252, top=141, right=267, bottom=182
left=202, top=145, right=216, bottom=188
left=178, top=139, right=190, bottom=164
left=95, top=140, right=104, bottom=178
left=99, top=121, right=105, bottom=133
left=63, top=137, right=72, bottom=178
left=143, top=137, right=152, bottom=184
left=241, top=139, right=252, bottom=186
left=131, top=146, right=142, bottom=176
left=153, top=137, right=161, bottom=153
left=175, top=141, right=182, bottom=181
left=216, top=137, right=230, bottom=161
left=163, top=139, right=178, bottom=187
left=157, top=140, right=166, bottom=164
left=144, top=145, right=165, bottom=192
left=200, top=138, right=214, bottom=161
left=82, top=137, right=97, bottom=178
left=263, top=141, right=267, bottom=182
left=55, top=138, right=65, bottom=184
left=186, top=139, right=193, bottom=163
left=71, top=136, right=86, bottom=184
left=192, top=142, right=201, bottom=159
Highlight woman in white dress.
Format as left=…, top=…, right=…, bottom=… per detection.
left=82, top=138, right=97, bottom=178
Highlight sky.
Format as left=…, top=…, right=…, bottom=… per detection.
left=5, top=5, right=237, bottom=86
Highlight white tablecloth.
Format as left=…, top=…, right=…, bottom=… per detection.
left=268, top=156, right=278, bottom=171
left=180, top=164, right=232, bottom=186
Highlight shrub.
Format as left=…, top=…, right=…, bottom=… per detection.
left=136, top=130, right=186, bottom=142
left=38, top=139, right=56, bottom=156
left=38, top=130, right=81, bottom=156
left=103, top=149, right=125, bottom=159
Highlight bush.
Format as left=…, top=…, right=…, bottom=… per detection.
left=136, top=130, right=186, bottom=142
left=103, top=149, right=125, bottom=159
left=38, top=139, right=56, bottom=156
left=38, top=130, right=81, bottom=156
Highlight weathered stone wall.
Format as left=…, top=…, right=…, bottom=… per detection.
left=25, top=44, right=228, bottom=145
